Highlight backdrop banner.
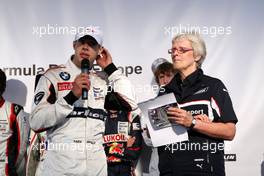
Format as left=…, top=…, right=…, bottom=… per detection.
left=1, top=0, right=264, bottom=175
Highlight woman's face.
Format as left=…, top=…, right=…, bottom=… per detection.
left=170, top=39, right=197, bottom=74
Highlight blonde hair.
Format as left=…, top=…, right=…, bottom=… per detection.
left=172, top=31, right=206, bottom=68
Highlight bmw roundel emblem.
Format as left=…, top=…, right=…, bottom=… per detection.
left=59, top=72, right=71, bottom=81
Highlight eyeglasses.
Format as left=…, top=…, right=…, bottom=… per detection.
left=168, top=47, right=193, bottom=54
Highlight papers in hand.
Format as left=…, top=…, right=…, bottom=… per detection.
left=139, top=93, right=188, bottom=147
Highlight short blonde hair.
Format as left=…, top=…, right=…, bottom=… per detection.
left=172, top=31, right=206, bottom=68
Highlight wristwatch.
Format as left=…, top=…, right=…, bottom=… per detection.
left=189, top=118, right=196, bottom=129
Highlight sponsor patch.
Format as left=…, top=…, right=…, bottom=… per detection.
left=118, top=121, right=129, bottom=135
left=14, top=104, right=22, bottom=115
left=132, top=123, right=141, bottom=130
left=0, top=123, right=9, bottom=137
left=108, top=143, right=124, bottom=156
left=67, top=107, right=107, bottom=121
left=104, top=134, right=127, bottom=143
left=34, top=92, right=45, bottom=105
left=58, top=82, right=73, bottom=91
left=0, top=120, right=8, bottom=133
left=194, top=87, right=209, bottom=95
left=223, top=88, right=228, bottom=92
left=93, top=87, right=104, bottom=100
left=224, top=154, right=236, bottom=161
left=107, top=156, right=121, bottom=162
left=59, top=72, right=71, bottom=81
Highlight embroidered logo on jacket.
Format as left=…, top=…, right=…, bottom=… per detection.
left=132, top=123, right=141, bottom=130
left=194, top=87, right=209, bottom=95
left=58, top=82, right=73, bottom=91
left=59, top=72, right=71, bottom=81
left=93, top=87, right=104, bottom=100
left=108, top=143, right=124, bottom=156
left=223, top=88, right=228, bottom=93
left=118, top=122, right=129, bottom=135
left=104, top=134, right=127, bottom=143
left=0, top=120, right=8, bottom=134
left=107, top=156, right=122, bottom=162
left=34, top=92, right=45, bottom=105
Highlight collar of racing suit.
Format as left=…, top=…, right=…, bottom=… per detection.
left=69, top=55, right=82, bottom=72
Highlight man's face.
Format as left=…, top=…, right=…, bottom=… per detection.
left=73, top=41, right=100, bottom=68
left=170, top=39, right=198, bottom=72
left=158, top=72, right=174, bottom=86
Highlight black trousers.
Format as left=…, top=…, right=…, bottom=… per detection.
left=107, top=162, right=132, bottom=176
left=158, top=145, right=225, bottom=176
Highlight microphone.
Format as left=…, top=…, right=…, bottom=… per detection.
left=81, top=59, right=90, bottom=100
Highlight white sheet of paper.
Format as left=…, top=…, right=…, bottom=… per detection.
left=139, top=93, right=188, bottom=147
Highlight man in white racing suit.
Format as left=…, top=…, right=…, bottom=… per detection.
left=29, top=27, right=139, bottom=176
left=0, top=69, right=30, bottom=176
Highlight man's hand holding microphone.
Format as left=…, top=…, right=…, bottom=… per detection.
left=71, top=47, right=113, bottom=100
left=71, top=59, right=91, bottom=99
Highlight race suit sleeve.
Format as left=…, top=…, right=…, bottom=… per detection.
left=6, top=104, right=30, bottom=176
left=104, top=63, right=139, bottom=113
left=211, top=80, right=238, bottom=124
left=29, top=74, right=77, bottom=132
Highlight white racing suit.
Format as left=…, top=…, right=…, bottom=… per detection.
left=29, top=58, right=138, bottom=176
left=0, top=99, right=30, bottom=176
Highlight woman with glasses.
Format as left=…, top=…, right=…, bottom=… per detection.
left=158, top=32, right=238, bottom=176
